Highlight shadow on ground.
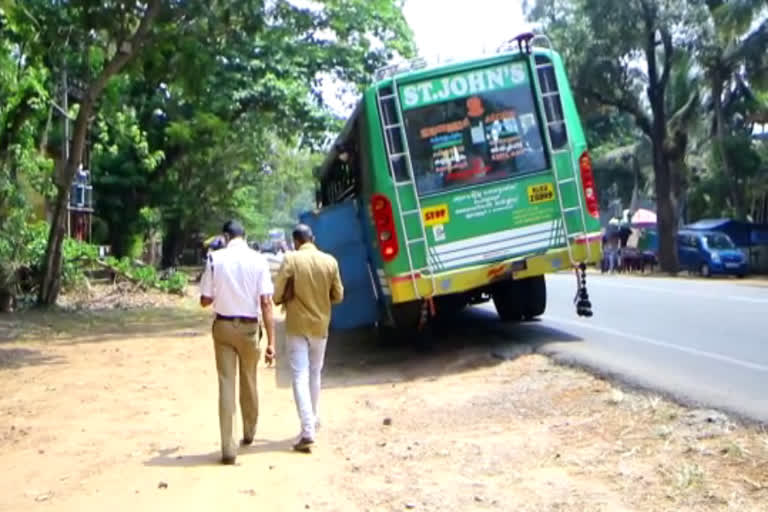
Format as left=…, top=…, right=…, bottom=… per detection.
left=0, top=346, right=66, bottom=370
left=144, top=437, right=298, bottom=468
left=275, top=306, right=583, bottom=390
left=1, top=302, right=583, bottom=383
left=0, top=306, right=209, bottom=346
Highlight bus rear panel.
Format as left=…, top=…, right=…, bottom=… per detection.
left=364, top=47, right=601, bottom=319
left=313, top=36, right=601, bottom=329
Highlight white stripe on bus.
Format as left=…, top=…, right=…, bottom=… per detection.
left=430, top=235, right=555, bottom=268
left=429, top=220, right=559, bottom=269
left=430, top=220, right=558, bottom=254
left=430, top=239, right=553, bottom=271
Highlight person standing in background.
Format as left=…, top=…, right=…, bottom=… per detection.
left=274, top=224, right=343, bottom=453
left=199, top=220, right=275, bottom=465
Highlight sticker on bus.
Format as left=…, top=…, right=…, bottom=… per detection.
left=527, top=183, right=555, bottom=204
left=433, top=224, right=446, bottom=242
left=423, top=204, right=450, bottom=226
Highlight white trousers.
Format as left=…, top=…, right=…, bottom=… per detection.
left=286, top=334, right=328, bottom=440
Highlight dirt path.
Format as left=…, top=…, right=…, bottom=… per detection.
left=1, top=299, right=767, bottom=511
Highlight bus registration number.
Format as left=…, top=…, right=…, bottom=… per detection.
left=423, top=204, right=450, bottom=226
left=528, top=183, right=555, bottom=204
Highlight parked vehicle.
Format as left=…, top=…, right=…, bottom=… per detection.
left=301, top=32, right=602, bottom=331
left=677, top=230, right=748, bottom=277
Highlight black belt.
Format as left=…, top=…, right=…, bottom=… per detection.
left=215, top=314, right=259, bottom=323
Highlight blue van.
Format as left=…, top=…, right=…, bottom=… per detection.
left=677, top=230, right=749, bottom=277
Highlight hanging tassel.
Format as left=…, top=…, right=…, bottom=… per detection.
left=574, top=263, right=593, bottom=317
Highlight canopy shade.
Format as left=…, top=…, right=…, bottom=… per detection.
left=631, top=208, right=656, bottom=226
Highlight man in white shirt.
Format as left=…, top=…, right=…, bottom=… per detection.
left=199, top=220, right=275, bottom=464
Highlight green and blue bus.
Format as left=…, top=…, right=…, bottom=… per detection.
left=305, top=33, right=601, bottom=330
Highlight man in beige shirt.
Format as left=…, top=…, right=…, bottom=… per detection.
left=274, top=224, right=343, bottom=452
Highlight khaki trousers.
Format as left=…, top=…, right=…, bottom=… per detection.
left=212, top=319, right=261, bottom=458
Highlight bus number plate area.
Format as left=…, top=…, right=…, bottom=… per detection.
left=527, top=183, right=555, bottom=204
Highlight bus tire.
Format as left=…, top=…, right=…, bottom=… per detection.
left=492, top=275, right=547, bottom=322
left=521, top=275, right=546, bottom=320
left=385, top=302, right=434, bottom=351
left=491, top=280, right=524, bottom=322
left=390, top=301, right=422, bottom=330
left=435, top=294, right=468, bottom=318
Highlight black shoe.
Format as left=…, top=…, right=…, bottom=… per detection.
left=293, top=437, right=314, bottom=453
left=221, top=455, right=236, bottom=465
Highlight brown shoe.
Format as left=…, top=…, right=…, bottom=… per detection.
left=293, top=437, right=314, bottom=453
left=241, top=437, right=254, bottom=446
left=221, top=455, right=236, bottom=465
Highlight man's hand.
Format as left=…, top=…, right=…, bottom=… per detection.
left=264, top=345, right=275, bottom=367
left=260, top=295, right=275, bottom=367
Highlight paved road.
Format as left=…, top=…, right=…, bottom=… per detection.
left=480, top=273, right=768, bottom=422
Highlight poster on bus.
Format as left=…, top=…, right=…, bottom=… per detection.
left=399, top=62, right=548, bottom=196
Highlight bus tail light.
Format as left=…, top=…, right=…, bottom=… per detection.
left=579, top=151, right=600, bottom=219
left=371, top=194, right=399, bottom=262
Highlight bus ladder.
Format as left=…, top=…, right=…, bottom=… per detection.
left=376, top=79, right=438, bottom=304
left=527, top=34, right=593, bottom=268
left=527, top=33, right=594, bottom=317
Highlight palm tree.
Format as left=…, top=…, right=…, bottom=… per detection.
left=700, top=0, right=768, bottom=217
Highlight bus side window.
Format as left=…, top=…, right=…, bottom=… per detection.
left=320, top=148, right=360, bottom=206
left=535, top=56, right=568, bottom=150
left=379, top=85, right=410, bottom=182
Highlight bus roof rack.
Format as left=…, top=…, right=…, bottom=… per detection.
left=374, top=57, right=428, bottom=81
left=374, top=32, right=552, bottom=82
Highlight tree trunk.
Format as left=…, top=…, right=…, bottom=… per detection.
left=637, top=6, right=678, bottom=273
left=37, top=181, right=71, bottom=305
left=711, top=72, right=744, bottom=217
left=669, top=154, right=687, bottom=227
left=161, top=223, right=185, bottom=269
left=36, top=0, right=162, bottom=306
left=648, top=101, right=680, bottom=273
left=0, top=291, right=13, bottom=313
left=652, top=140, right=679, bottom=273
left=38, top=100, right=94, bottom=305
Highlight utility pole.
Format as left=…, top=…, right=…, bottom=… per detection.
left=57, top=67, right=93, bottom=243
left=62, top=69, right=70, bottom=238
left=62, top=70, right=69, bottom=160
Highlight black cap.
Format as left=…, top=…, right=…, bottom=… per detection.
left=222, top=220, right=245, bottom=238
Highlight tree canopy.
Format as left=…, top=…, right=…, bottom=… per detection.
left=0, top=0, right=415, bottom=306
left=527, top=0, right=768, bottom=271
left=2, top=0, right=767, bottom=308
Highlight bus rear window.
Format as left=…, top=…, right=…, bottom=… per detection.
left=400, top=62, right=548, bottom=196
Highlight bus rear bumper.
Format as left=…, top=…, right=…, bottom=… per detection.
left=384, top=235, right=602, bottom=303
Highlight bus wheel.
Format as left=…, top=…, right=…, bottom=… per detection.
left=491, top=280, right=524, bottom=322
left=435, top=294, right=468, bottom=319
left=521, top=275, right=546, bottom=320
left=492, top=276, right=547, bottom=322
left=390, top=302, right=423, bottom=330
left=388, top=301, right=434, bottom=351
